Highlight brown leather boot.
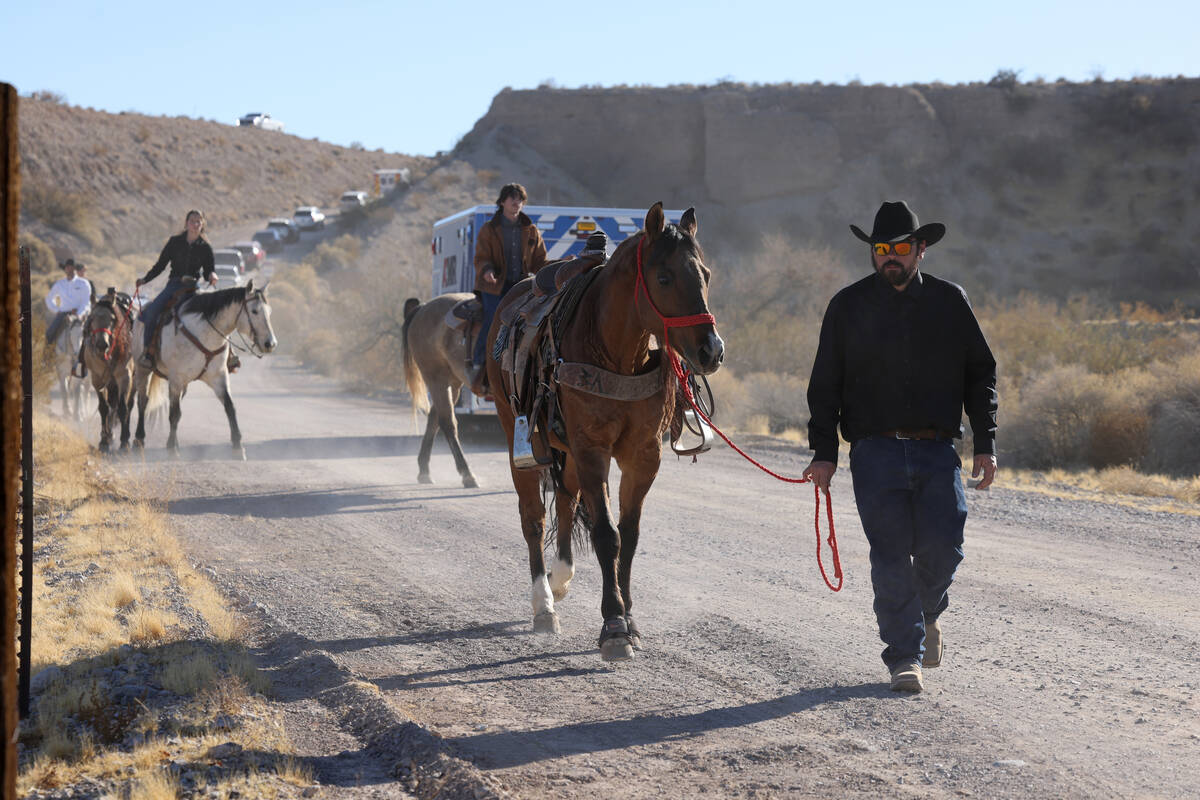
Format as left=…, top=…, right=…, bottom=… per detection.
left=469, top=364, right=488, bottom=398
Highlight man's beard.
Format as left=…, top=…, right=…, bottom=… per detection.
left=872, top=255, right=917, bottom=287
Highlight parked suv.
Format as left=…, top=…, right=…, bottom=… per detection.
left=238, top=112, right=284, bottom=132
left=212, top=248, right=246, bottom=274
left=212, top=264, right=245, bottom=290
left=266, top=217, right=300, bottom=244
left=231, top=241, right=265, bottom=271
left=252, top=229, right=284, bottom=253
left=293, top=206, right=326, bottom=231
left=339, top=190, right=368, bottom=211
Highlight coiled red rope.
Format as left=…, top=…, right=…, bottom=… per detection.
left=636, top=237, right=843, bottom=591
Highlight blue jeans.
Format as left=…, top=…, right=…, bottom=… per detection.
left=140, top=279, right=187, bottom=349
left=849, top=437, right=967, bottom=670
left=473, top=281, right=516, bottom=367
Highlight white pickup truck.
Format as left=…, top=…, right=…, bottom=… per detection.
left=238, top=112, right=284, bottom=132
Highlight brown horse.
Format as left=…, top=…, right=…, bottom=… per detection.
left=81, top=290, right=136, bottom=453
left=489, top=202, right=724, bottom=661
left=400, top=294, right=481, bottom=488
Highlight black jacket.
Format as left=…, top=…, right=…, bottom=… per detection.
left=806, top=271, right=997, bottom=465
left=142, top=233, right=214, bottom=284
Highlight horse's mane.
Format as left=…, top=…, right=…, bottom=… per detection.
left=179, top=286, right=247, bottom=321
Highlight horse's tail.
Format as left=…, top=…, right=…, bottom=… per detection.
left=401, top=298, right=429, bottom=418
left=145, top=371, right=168, bottom=417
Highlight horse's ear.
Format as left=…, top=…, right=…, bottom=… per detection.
left=259, top=279, right=270, bottom=295
left=644, top=202, right=665, bottom=242
left=245, top=278, right=254, bottom=293
left=680, top=207, right=698, bottom=237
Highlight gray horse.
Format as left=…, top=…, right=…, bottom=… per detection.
left=48, top=314, right=86, bottom=420
left=401, top=294, right=480, bottom=488
left=133, top=282, right=277, bottom=458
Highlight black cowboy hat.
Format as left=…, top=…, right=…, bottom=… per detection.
left=850, top=200, right=945, bottom=247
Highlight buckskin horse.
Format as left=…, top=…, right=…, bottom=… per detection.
left=488, top=202, right=724, bottom=661
left=400, top=294, right=481, bottom=488
left=132, top=281, right=277, bottom=458
left=81, top=290, right=136, bottom=453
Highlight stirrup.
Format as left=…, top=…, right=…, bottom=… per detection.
left=671, top=409, right=714, bottom=456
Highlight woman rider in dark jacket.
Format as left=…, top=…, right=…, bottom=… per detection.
left=135, top=209, right=216, bottom=369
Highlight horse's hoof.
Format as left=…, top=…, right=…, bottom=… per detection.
left=626, top=615, right=642, bottom=650
left=417, top=473, right=433, bottom=484
left=131, top=440, right=144, bottom=451
left=98, top=443, right=110, bottom=454
left=598, top=617, right=634, bottom=662
left=600, top=637, right=634, bottom=662
left=533, top=611, right=560, bottom=634
left=119, top=443, right=129, bottom=452
left=168, top=448, right=180, bottom=460
left=462, top=474, right=479, bottom=489
left=232, top=446, right=246, bottom=461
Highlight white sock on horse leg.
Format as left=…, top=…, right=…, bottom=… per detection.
left=531, top=574, right=554, bottom=617
left=549, top=558, right=574, bottom=598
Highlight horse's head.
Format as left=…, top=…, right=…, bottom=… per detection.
left=85, top=303, right=120, bottom=361
left=239, top=280, right=278, bottom=354
left=630, top=202, right=724, bottom=375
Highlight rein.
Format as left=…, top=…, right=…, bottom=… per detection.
left=636, top=237, right=843, bottom=592
left=203, top=295, right=267, bottom=360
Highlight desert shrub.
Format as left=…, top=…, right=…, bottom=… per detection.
left=21, top=182, right=104, bottom=248
left=28, top=90, right=66, bottom=104
left=706, top=371, right=808, bottom=434
left=1004, top=364, right=1107, bottom=468
left=713, top=234, right=852, bottom=377
left=1142, top=353, right=1200, bottom=476
left=303, top=234, right=361, bottom=273
left=988, top=69, right=1021, bottom=90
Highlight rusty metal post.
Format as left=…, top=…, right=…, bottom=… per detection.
left=17, top=244, right=32, bottom=723
left=1, top=81, right=22, bottom=800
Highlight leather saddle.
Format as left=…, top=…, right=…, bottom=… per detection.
left=147, top=284, right=198, bottom=359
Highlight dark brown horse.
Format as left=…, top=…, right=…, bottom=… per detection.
left=81, top=291, right=136, bottom=453
left=489, top=202, right=724, bottom=661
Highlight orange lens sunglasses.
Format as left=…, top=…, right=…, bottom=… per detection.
left=873, top=240, right=914, bottom=256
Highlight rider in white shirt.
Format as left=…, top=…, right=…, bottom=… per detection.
left=45, top=258, right=93, bottom=345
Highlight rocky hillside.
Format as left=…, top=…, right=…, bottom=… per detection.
left=17, top=78, right=1200, bottom=310
left=454, top=78, right=1200, bottom=307
left=17, top=99, right=430, bottom=258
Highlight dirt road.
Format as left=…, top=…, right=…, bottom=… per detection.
left=117, top=356, right=1199, bottom=799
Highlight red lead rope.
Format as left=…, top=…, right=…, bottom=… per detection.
left=636, top=238, right=843, bottom=591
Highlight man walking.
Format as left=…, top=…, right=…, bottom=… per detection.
left=803, top=201, right=998, bottom=693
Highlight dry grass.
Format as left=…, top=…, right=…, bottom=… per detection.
left=1004, top=468, right=1200, bottom=513
left=19, top=411, right=304, bottom=798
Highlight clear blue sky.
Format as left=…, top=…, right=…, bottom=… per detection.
left=3, top=0, right=1195, bottom=157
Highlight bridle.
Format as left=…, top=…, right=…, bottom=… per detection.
left=88, top=303, right=132, bottom=363
left=200, top=289, right=272, bottom=360
left=634, top=234, right=716, bottom=397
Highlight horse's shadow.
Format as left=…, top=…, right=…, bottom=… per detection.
left=447, top=682, right=889, bottom=769
left=130, top=433, right=507, bottom=463
left=167, top=486, right=510, bottom=519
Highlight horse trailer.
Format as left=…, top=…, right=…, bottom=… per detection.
left=431, top=205, right=686, bottom=415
